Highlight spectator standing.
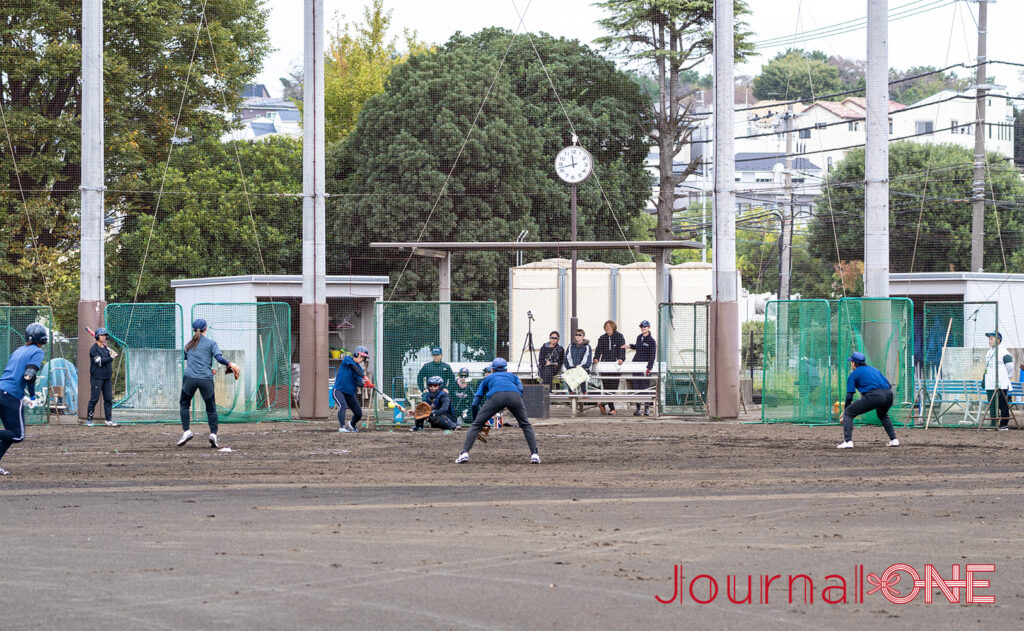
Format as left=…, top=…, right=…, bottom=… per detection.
left=983, top=332, right=1013, bottom=430
left=623, top=320, right=657, bottom=416
left=594, top=320, right=625, bottom=415
left=417, top=347, right=456, bottom=393
left=86, top=327, right=118, bottom=427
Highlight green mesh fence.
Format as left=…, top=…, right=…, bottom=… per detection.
left=104, top=303, right=184, bottom=423
left=762, top=300, right=832, bottom=424
left=919, top=301, right=997, bottom=428
left=373, top=301, right=496, bottom=422
left=837, top=298, right=915, bottom=427
left=191, top=303, right=293, bottom=422
left=658, top=303, right=708, bottom=416
left=0, top=306, right=55, bottom=425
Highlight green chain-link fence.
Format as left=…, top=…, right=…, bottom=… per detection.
left=373, top=301, right=496, bottom=422
left=658, top=303, right=708, bottom=416
left=1, top=306, right=55, bottom=425
left=762, top=300, right=832, bottom=424
left=837, top=297, right=915, bottom=427
left=104, top=303, right=184, bottom=423
left=919, top=301, right=997, bottom=428
left=191, top=303, right=293, bottom=422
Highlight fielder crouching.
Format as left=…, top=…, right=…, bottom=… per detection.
left=837, top=351, right=899, bottom=449
left=455, top=358, right=540, bottom=464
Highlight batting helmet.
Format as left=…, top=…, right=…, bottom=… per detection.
left=848, top=351, right=867, bottom=365
left=25, top=323, right=48, bottom=345
left=354, top=345, right=370, bottom=358
left=94, top=327, right=108, bottom=339
left=426, top=376, right=444, bottom=387
left=191, top=318, right=208, bottom=332
left=491, top=357, right=508, bottom=371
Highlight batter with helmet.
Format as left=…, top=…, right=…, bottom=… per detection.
left=412, top=376, right=458, bottom=432
left=837, top=351, right=899, bottom=449
left=0, top=323, right=48, bottom=475
left=455, top=358, right=540, bottom=464
left=176, top=319, right=240, bottom=448
left=86, top=327, right=119, bottom=427
left=332, top=346, right=372, bottom=433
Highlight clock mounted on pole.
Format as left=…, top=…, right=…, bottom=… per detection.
left=554, top=139, right=593, bottom=339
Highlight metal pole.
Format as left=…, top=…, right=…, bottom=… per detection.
left=779, top=102, right=794, bottom=299
left=299, top=0, right=328, bottom=419
left=710, top=0, right=739, bottom=419
left=970, top=0, right=989, bottom=272
left=864, top=0, right=890, bottom=297
left=78, top=0, right=106, bottom=419
left=570, top=183, right=578, bottom=337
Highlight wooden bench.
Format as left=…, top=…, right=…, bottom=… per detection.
left=548, top=362, right=660, bottom=417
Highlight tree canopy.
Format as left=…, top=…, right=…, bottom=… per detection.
left=752, top=49, right=841, bottom=102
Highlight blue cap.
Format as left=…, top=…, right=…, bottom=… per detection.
left=986, top=331, right=1002, bottom=341
left=491, top=357, right=508, bottom=371
left=94, top=327, right=108, bottom=339
left=848, top=351, right=866, bottom=364
left=482, top=366, right=493, bottom=374
left=430, top=347, right=442, bottom=355
left=639, top=320, right=651, bottom=328
left=192, top=318, right=208, bottom=332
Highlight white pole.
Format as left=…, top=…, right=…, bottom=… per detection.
left=711, top=0, right=739, bottom=418
left=303, top=0, right=326, bottom=304
left=81, top=0, right=104, bottom=302
left=864, top=0, right=889, bottom=297
left=970, top=0, right=989, bottom=272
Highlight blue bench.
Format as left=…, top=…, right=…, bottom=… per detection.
left=920, top=379, right=987, bottom=426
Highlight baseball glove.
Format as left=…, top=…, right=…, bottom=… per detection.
left=476, top=425, right=489, bottom=444
left=228, top=363, right=241, bottom=380
left=414, top=402, right=433, bottom=421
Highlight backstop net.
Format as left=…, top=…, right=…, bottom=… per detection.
left=373, top=301, right=496, bottom=420
left=0, top=306, right=55, bottom=425
left=919, top=301, right=997, bottom=428
left=836, top=298, right=915, bottom=426
left=658, top=303, right=709, bottom=416
left=190, top=303, right=293, bottom=422
left=762, top=300, right=832, bottom=424
left=104, top=303, right=184, bottom=423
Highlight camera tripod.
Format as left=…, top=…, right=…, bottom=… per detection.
left=517, top=311, right=537, bottom=381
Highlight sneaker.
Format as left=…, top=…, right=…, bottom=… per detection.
left=209, top=433, right=219, bottom=448
left=643, top=407, right=652, bottom=416
left=105, top=420, right=118, bottom=427
left=410, top=425, right=423, bottom=432
left=86, top=418, right=94, bottom=426
left=177, top=430, right=194, bottom=446
left=997, top=426, right=1009, bottom=432
left=455, top=452, right=469, bottom=464
left=609, top=408, right=616, bottom=415
left=0, top=467, right=10, bottom=476
left=530, top=453, right=541, bottom=464
left=633, top=409, right=642, bottom=416
left=339, top=426, right=356, bottom=433
left=836, top=441, right=853, bottom=449
left=887, top=438, right=900, bottom=447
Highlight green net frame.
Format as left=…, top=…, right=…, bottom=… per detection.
left=373, top=301, right=496, bottom=422
left=837, top=297, right=915, bottom=427
left=920, top=301, right=997, bottom=428
left=191, top=303, right=293, bottom=423
left=658, top=303, right=709, bottom=416
left=0, top=306, right=55, bottom=425
left=104, top=303, right=185, bottom=423
left=762, top=300, right=832, bottom=424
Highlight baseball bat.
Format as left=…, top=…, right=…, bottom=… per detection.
left=370, top=385, right=406, bottom=413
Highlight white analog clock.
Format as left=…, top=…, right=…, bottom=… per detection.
left=554, top=145, right=593, bottom=184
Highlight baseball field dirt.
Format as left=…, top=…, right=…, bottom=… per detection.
left=1, top=418, right=1021, bottom=630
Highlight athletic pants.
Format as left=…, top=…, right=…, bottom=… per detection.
left=986, top=389, right=1010, bottom=428
left=333, top=390, right=361, bottom=427
left=841, top=388, right=895, bottom=442
left=180, top=376, right=218, bottom=433
left=462, top=391, right=538, bottom=455
left=0, top=390, right=26, bottom=463
left=87, top=377, right=113, bottom=423
left=631, top=377, right=651, bottom=412
left=601, top=378, right=618, bottom=411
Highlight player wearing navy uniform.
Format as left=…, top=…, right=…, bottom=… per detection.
left=837, top=352, right=899, bottom=449
left=333, top=346, right=371, bottom=433
left=414, top=376, right=458, bottom=431
left=455, top=358, right=540, bottom=464
left=0, top=324, right=48, bottom=475
left=86, top=327, right=118, bottom=427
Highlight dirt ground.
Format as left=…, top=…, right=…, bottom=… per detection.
left=0, top=415, right=1021, bottom=630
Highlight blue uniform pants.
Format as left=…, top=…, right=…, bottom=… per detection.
left=333, top=390, right=362, bottom=427
left=180, top=376, right=218, bottom=433
left=0, top=390, right=27, bottom=463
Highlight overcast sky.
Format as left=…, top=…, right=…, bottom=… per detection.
left=255, top=0, right=1024, bottom=99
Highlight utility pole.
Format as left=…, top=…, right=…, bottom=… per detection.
left=779, top=102, right=794, bottom=300
left=864, top=0, right=890, bottom=298
left=970, top=0, right=990, bottom=272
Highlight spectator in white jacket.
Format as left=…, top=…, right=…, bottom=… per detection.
left=984, top=331, right=1013, bottom=430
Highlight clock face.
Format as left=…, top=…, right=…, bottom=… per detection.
left=555, top=146, right=593, bottom=184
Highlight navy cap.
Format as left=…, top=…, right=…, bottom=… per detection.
left=986, top=331, right=1003, bottom=341
left=430, top=347, right=442, bottom=355
left=192, top=318, right=208, bottom=332
left=457, top=367, right=469, bottom=376
left=639, top=320, right=651, bottom=328
left=848, top=351, right=866, bottom=364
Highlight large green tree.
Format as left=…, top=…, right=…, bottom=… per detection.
left=752, top=49, right=841, bottom=102
left=798, top=142, right=1024, bottom=298
left=1, top=0, right=270, bottom=325
left=327, top=27, right=653, bottom=309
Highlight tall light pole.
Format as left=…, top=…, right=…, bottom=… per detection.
left=970, top=0, right=991, bottom=272
left=864, top=0, right=890, bottom=298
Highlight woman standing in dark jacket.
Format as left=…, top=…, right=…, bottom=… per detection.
left=594, top=320, right=625, bottom=415
left=623, top=320, right=657, bottom=416
left=87, top=327, right=118, bottom=427
left=537, top=331, right=564, bottom=387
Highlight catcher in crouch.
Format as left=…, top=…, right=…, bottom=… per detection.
left=176, top=318, right=240, bottom=449
left=411, top=376, right=459, bottom=431
left=455, top=358, right=540, bottom=464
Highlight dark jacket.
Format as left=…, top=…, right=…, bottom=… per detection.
left=565, top=339, right=593, bottom=371
left=423, top=388, right=453, bottom=424
left=417, top=360, right=456, bottom=392
left=628, top=333, right=657, bottom=371
left=538, top=343, right=564, bottom=376
left=594, top=332, right=626, bottom=362
left=89, top=343, right=114, bottom=380
left=332, top=355, right=365, bottom=395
